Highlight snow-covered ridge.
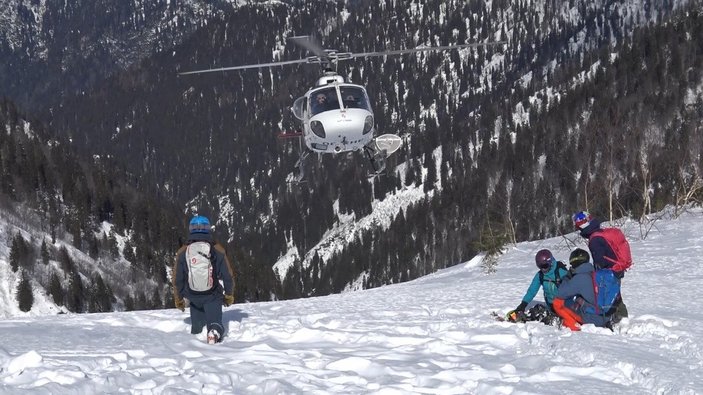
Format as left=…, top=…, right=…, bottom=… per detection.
left=0, top=206, right=701, bottom=393
left=273, top=146, right=443, bottom=281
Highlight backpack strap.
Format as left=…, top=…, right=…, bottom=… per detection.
left=556, top=261, right=567, bottom=284
left=591, top=271, right=600, bottom=315
left=539, top=261, right=567, bottom=286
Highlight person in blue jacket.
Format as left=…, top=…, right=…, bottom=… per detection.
left=506, top=249, right=569, bottom=322
left=172, top=215, right=235, bottom=344
left=553, top=249, right=612, bottom=331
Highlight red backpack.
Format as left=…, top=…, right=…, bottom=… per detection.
left=591, top=228, right=633, bottom=272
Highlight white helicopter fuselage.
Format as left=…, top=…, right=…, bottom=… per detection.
left=305, top=108, right=374, bottom=153
left=292, top=81, right=375, bottom=154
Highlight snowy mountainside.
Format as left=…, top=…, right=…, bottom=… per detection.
left=0, top=0, right=258, bottom=110
left=0, top=219, right=61, bottom=317
left=0, top=207, right=701, bottom=393
left=204, top=0, right=694, bottom=294
left=273, top=170, right=432, bottom=281
left=0, top=203, right=144, bottom=319
left=2, top=0, right=701, bottom=305
left=0, top=0, right=228, bottom=58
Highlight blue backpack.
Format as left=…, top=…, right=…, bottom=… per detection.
left=584, top=269, right=621, bottom=316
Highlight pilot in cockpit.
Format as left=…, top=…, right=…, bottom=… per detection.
left=344, top=94, right=358, bottom=109
left=313, top=93, right=328, bottom=114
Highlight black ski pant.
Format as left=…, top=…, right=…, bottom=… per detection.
left=188, top=292, right=225, bottom=337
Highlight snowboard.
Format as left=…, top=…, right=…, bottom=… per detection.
left=491, top=310, right=562, bottom=327
left=491, top=311, right=507, bottom=322
left=491, top=311, right=523, bottom=322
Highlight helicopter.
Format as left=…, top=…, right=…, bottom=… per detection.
left=179, top=36, right=505, bottom=182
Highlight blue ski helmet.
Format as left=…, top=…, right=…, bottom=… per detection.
left=189, top=215, right=210, bottom=234
left=572, top=210, right=592, bottom=230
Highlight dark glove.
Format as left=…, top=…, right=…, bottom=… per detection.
left=175, top=298, right=185, bottom=312
left=506, top=310, right=527, bottom=323
left=223, top=294, right=234, bottom=307
left=506, top=301, right=528, bottom=322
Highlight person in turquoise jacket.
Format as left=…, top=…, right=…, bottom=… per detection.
left=506, top=249, right=569, bottom=322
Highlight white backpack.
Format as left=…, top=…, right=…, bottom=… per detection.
left=185, top=242, right=214, bottom=292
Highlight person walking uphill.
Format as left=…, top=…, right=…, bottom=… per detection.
left=506, top=249, right=569, bottom=322
left=172, top=215, right=235, bottom=344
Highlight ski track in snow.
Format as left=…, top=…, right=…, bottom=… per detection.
left=0, top=209, right=702, bottom=394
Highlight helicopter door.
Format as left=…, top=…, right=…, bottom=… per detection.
left=292, top=96, right=306, bottom=120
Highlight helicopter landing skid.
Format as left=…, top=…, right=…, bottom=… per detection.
left=363, top=142, right=387, bottom=178
left=291, top=150, right=309, bottom=183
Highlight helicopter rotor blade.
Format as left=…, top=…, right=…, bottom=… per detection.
left=346, top=41, right=507, bottom=60
left=178, top=40, right=507, bottom=75
left=288, top=35, right=329, bottom=61
left=179, top=58, right=310, bottom=75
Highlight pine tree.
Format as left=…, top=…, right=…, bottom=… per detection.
left=123, top=239, right=136, bottom=263
left=90, top=273, right=113, bottom=312
left=135, top=291, right=147, bottom=310
left=58, top=246, right=74, bottom=274
left=66, top=270, right=84, bottom=313
left=107, top=230, right=119, bottom=258
left=88, top=235, right=99, bottom=259
left=124, top=294, right=135, bottom=311
left=8, top=233, right=23, bottom=272
left=151, top=288, right=163, bottom=310
left=41, top=240, right=50, bottom=265
left=164, top=286, right=175, bottom=309
left=17, top=274, right=34, bottom=312
left=48, top=272, right=64, bottom=306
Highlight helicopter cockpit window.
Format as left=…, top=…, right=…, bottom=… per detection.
left=340, top=87, right=369, bottom=110
left=310, top=88, right=339, bottom=116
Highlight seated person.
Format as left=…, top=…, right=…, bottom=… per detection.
left=506, top=249, right=569, bottom=321
left=552, top=249, right=616, bottom=331
left=312, top=93, right=328, bottom=114
left=343, top=94, right=359, bottom=109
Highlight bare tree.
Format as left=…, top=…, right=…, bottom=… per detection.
left=674, top=172, right=703, bottom=218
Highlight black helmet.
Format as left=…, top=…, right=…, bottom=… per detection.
left=535, top=249, right=553, bottom=270
left=569, top=248, right=590, bottom=269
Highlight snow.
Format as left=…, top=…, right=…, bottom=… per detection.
left=0, top=207, right=702, bottom=393
left=272, top=242, right=299, bottom=280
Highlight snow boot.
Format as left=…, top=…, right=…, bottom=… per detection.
left=207, top=329, right=220, bottom=344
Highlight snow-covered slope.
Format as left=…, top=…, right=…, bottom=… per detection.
left=0, top=205, right=140, bottom=318
left=0, top=207, right=701, bottom=393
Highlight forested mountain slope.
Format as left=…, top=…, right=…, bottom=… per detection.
left=0, top=100, right=187, bottom=314
left=1, top=0, right=701, bottom=306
